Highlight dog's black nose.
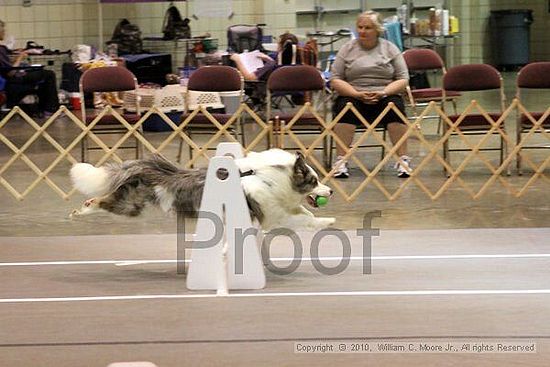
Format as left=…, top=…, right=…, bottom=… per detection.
left=329, top=189, right=333, bottom=196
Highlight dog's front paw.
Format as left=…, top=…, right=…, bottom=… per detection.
left=312, top=217, right=336, bottom=229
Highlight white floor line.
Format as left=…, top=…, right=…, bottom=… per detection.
left=2, top=289, right=550, bottom=304
left=2, top=253, right=550, bottom=267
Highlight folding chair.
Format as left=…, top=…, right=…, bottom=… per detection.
left=226, top=24, right=268, bottom=113
left=177, top=65, right=244, bottom=164
left=227, top=24, right=264, bottom=54
left=515, top=62, right=550, bottom=175
left=266, top=65, right=329, bottom=166
left=442, top=63, right=508, bottom=174
left=403, top=48, right=461, bottom=132
left=79, top=66, right=141, bottom=162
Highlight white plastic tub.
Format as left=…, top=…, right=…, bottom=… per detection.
left=219, top=91, right=242, bottom=115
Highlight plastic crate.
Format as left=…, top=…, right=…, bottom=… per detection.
left=154, top=85, right=186, bottom=113
left=123, top=85, right=185, bottom=113
left=187, top=90, right=224, bottom=111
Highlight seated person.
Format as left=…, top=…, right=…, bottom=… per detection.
left=230, top=33, right=303, bottom=107
left=330, top=11, right=411, bottom=179
left=230, top=32, right=302, bottom=81
left=0, top=20, right=59, bottom=114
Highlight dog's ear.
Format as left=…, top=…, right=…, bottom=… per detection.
left=292, top=152, right=318, bottom=194
left=293, top=152, right=308, bottom=174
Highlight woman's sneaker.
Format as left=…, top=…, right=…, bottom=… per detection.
left=332, top=156, right=349, bottom=178
left=395, top=155, right=412, bottom=178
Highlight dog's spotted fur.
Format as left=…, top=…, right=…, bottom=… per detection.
left=70, top=149, right=334, bottom=230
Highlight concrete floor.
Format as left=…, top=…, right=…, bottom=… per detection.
left=1, top=229, right=550, bottom=366
left=1, top=71, right=550, bottom=366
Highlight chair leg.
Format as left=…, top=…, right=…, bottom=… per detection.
left=439, top=99, right=458, bottom=135
left=517, top=128, right=523, bottom=176
left=381, top=129, right=387, bottom=162
left=239, top=118, right=246, bottom=148
left=502, top=135, right=511, bottom=176
left=499, top=134, right=503, bottom=167
left=187, top=131, right=194, bottom=168
left=136, top=128, right=143, bottom=159
left=177, top=134, right=184, bottom=164
left=267, top=123, right=272, bottom=149
left=81, top=135, right=88, bottom=163
left=188, top=145, right=194, bottom=168
left=443, top=135, right=450, bottom=177
left=322, top=134, right=329, bottom=169
left=517, top=148, right=522, bottom=176
left=273, top=117, right=282, bottom=149
left=328, top=135, right=334, bottom=168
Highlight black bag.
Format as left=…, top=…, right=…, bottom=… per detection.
left=108, top=19, right=143, bottom=55
left=162, top=6, right=191, bottom=40
left=409, top=72, right=431, bottom=89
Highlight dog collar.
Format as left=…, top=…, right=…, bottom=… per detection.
left=240, top=169, right=255, bottom=177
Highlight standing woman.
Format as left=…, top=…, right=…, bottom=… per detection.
left=330, top=11, right=411, bottom=178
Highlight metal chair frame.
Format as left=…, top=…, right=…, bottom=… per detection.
left=442, top=63, right=508, bottom=175
left=266, top=65, right=330, bottom=166
left=515, top=61, right=550, bottom=175
left=79, top=66, right=142, bottom=162
left=403, top=48, right=460, bottom=132
left=177, top=66, right=245, bottom=164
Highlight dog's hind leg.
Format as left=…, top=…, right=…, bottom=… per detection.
left=70, top=188, right=147, bottom=218
left=69, top=197, right=104, bottom=218
left=95, top=190, right=147, bottom=217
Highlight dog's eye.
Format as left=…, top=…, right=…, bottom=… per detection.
left=304, top=175, right=318, bottom=188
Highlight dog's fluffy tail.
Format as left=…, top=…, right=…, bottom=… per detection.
left=70, top=163, right=111, bottom=197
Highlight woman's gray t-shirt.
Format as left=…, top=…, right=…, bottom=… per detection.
left=330, top=38, right=409, bottom=92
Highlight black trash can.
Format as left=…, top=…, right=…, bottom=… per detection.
left=490, top=9, right=533, bottom=70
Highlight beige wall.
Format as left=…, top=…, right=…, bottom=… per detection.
left=450, top=0, right=550, bottom=65
left=0, top=0, right=296, bottom=53
left=0, top=0, right=547, bottom=66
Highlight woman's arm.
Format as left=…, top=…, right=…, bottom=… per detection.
left=330, top=79, right=361, bottom=98
left=0, top=46, right=12, bottom=69
left=12, top=51, right=27, bottom=67
left=329, top=43, right=362, bottom=99
left=0, top=48, right=28, bottom=77
left=382, top=78, right=408, bottom=96
left=368, top=50, right=409, bottom=102
left=383, top=51, right=409, bottom=95
left=361, top=78, right=408, bottom=104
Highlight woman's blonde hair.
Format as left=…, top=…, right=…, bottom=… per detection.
left=357, top=11, right=385, bottom=36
